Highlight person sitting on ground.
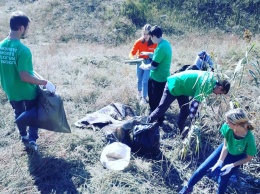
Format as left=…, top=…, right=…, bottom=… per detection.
left=129, top=24, right=157, bottom=104
left=139, top=25, right=172, bottom=124
left=179, top=108, right=257, bottom=194
left=188, top=50, right=214, bottom=71
left=148, top=70, right=230, bottom=133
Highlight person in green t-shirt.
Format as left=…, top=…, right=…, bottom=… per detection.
left=139, top=26, right=172, bottom=125
left=0, top=11, right=56, bottom=151
left=148, top=70, right=230, bottom=132
left=179, top=108, right=257, bottom=194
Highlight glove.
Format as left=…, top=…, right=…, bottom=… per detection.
left=139, top=61, right=149, bottom=70
left=210, top=160, right=223, bottom=172
left=44, top=81, right=56, bottom=93
left=220, top=163, right=234, bottom=176
left=139, top=63, right=145, bottom=70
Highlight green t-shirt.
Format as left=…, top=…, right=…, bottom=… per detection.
left=167, top=70, right=216, bottom=102
left=0, top=38, right=37, bottom=101
left=220, top=123, right=257, bottom=156
left=150, top=39, right=172, bottom=82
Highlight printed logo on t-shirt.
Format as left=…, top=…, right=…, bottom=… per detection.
left=236, top=145, right=244, bottom=152
left=0, top=47, right=17, bottom=65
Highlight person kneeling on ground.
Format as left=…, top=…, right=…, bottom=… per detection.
left=148, top=70, right=230, bottom=133
left=179, top=108, right=257, bottom=194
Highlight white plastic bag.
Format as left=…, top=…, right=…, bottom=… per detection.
left=100, top=142, right=131, bottom=170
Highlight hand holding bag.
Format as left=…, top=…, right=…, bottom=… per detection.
left=15, top=87, right=71, bottom=133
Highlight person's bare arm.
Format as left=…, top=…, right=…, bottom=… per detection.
left=218, top=139, right=228, bottom=161
left=19, top=71, right=47, bottom=85
left=233, top=155, right=253, bottom=166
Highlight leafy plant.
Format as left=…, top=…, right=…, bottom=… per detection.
left=249, top=60, right=260, bottom=88
left=122, top=0, right=260, bottom=36
left=180, top=124, right=202, bottom=160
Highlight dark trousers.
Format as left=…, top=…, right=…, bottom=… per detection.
left=187, top=65, right=199, bottom=70
left=10, top=98, right=39, bottom=142
left=148, top=78, right=166, bottom=124
left=149, top=83, right=190, bottom=131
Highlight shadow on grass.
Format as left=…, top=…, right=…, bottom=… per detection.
left=226, top=168, right=260, bottom=194
left=25, top=149, right=89, bottom=194
left=151, top=152, right=183, bottom=192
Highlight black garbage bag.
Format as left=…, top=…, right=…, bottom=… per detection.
left=15, top=88, right=71, bottom=133
left=130, top=122, right=160, bottom=157
left=103, top=116, right=160, bottom=157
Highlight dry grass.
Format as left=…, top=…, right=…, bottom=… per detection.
left=0, top=0, right=259, bottom=194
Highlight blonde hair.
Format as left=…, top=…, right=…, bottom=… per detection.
left=142, top=24, right=152, bottom=32
left=141, top=24, right=154, bottom=46
left=225, top=108, right=254, bottom=130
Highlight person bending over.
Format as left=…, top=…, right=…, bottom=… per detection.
left=148, top=70, right=230, bottom=132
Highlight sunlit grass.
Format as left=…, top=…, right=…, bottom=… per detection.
left=0, top=0, right=259, bottom=194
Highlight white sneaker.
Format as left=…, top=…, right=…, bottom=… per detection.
left=140, top=98, right=148, bottom=104
left=21, top=135, right=29, bottom=143
left=29, top=141, right=38, bottom=151
left=162, top=131, right=176, bottom=139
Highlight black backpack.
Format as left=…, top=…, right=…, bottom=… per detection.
left=172, top=64, right=191, bottom=74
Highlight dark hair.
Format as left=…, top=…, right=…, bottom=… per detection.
left=216, top=80, right=230, bottom=94
left=10, top=11, right=30, bottom=31
left=148, top=25, right=162, bottom=38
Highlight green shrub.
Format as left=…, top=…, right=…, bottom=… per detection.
left=122, top=0, right=260, bottom=34
left=122, top=0, right=151, bottom=27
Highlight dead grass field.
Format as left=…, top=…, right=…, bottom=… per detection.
left=0, top=0, right=259, bottom=194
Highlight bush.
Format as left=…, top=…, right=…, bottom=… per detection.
left=122, top=0, right=260, bottom=34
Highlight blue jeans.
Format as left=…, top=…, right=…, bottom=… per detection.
left=187, top=143, right=246, bottom=194
left=149, top=83, right=190, bottom=131
left=10, top=99, right=39, bottom=142
left=136, top=59, right=151, bottom=98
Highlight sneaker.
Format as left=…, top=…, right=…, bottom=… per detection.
left=162, top=131, right=176, bottom=139
left=21, top=135, right=29, bottom=143
left=140, top=97, right=148, bottom=104
left=28, top=141, right=38, bottom=151
left=178, top=186, right=193, bottom=194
